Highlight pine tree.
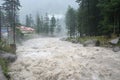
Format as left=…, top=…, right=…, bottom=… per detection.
left=25, top=15, right=29, bottom=27
left=0, top=6, right=2, bottom=40
left=50, top=15, right=56, bottom=35
left=44, top=13, right=49, bottom=35
left=97, top=0, right=120, bottom=35
left=3, top=0, right=21, bottom=44
left=76, top=0, right=100, bottom=36
left=65, top=6, right=77, bottom=37
left=36, top=13, right=41, bottom=34
left=76, top=0, right=120, bottom=36
left=56, top=19, right=61, bottom=34
left=25, top=14, right=34, bottom=27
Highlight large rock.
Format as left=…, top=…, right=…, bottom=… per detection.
left=60, top=38, right=79, bottom=43
left=0, top=51, right=17, bottom=63
left=109, top=38, right=120, bottom=45
left=83, top=39, right=100, bottom=47
left=71, top=39, right=78, bottom=43
left=113, top=46, right=120, bottom=52
left=60, top=38, right=67, bottom=41
left=0, top=66, right=7, bottom=80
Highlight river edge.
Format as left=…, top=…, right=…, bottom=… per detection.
left=0, top=50, right=17, bottom=80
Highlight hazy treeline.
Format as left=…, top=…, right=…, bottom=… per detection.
left=25, top=13, right=62, bottom=36
left=66, top=0, right=120, bottom=37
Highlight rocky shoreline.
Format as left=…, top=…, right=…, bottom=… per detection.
left=0, top=51, right=17, bottom=80
left=64, top=37, right=120, bottom=52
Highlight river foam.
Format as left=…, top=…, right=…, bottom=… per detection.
left=9, top=38, right=120, bottom=80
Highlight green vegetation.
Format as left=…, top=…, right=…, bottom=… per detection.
left=0, top=40, right=16, bottom=54
left=116, top=40, right=120, bottom=46
left=65, top=0, right=120, bottom=47
left=65, top=6, right=77, bottom=37
left=25, top=12, right=58, bottom=36
left=0, top=58, right=9, bottom=78
left=78, top=36, right=110, bottom=46
left=67, top=35, right=120, bottom=47
left=65, top=0, right=120, bottom=37
left=2, top=0, right=21, bottom=44
left=0, top=40, right=16, bottom=80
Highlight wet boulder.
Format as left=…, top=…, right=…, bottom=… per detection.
left=109, top=38, right=120, bottom=45
left=83, top=39, right=100, bottom=47
left=0, top=51, right=17, bottom=63
left=71, top=39, right=78, bottom=43
left=0, top=66, right=7, bottom=80
left=60, top=38, right=67, bottom=41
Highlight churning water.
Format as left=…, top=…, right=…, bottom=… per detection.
left=9, top=38, right=120, bottom=80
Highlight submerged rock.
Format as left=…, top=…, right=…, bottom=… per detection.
left=0, top=66, right=7, bottom=80
left=113, top=47, right=120, bottom=52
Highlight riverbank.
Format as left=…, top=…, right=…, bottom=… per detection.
left=66, top=36, right=120, bottom=48
left=0, top=40, right=17, bottom=80
left=0, top=34, right=40, bottom=80
left=0, top=57, right=8, bottom=80
left=0, top=50, right=17, bottom=80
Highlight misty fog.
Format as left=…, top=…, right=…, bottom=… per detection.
left=20, top=0, right=78, bottom=23
left=0, top=0, right=78, bottom=23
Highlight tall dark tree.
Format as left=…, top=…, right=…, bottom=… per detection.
left=76, top=0, right=100, bottom=36
left=65, top=6, right=77, bottom=37
left=3, top=0, right=21, bottom=44
left=25, top=15, right=29, bottom=27
left=0, top=6, right=2, bottom=40
left=44, top=13, right=49, bottom=35
left=76, top=0, right=120, bottom=36
left=50, top=15, right=56, bottom=35
left=40, top=16, right=44, bottom=33
left=36, top=13, right=41, bottom=34
left=97, top=0, right=120, bottom=35
left=25, top=14, right=34, bottom=27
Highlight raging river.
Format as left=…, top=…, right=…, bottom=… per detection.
left=9, top=37, right=120, bottom=80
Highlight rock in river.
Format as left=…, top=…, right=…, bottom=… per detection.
left=83, top=39, right=100, bottom=47
left=0, top=51, right=17, bottom=63
left=113, top=46, right=120, bottom=52
left=109, top=38, right=120, bottom=45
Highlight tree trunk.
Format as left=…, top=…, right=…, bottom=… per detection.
left=113, top=10, right=116, bottom=34
left=0, top=6, right=2, bottom=41
left=117, top=14, right=120, bottom=36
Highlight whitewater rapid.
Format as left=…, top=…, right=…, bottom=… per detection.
left=9, top=38, right=120, bottom=80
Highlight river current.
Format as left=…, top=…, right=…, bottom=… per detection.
left=9, top=38, right=120, bottom=80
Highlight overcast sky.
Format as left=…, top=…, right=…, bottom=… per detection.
left=0, top=0, right=78, bottom=22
